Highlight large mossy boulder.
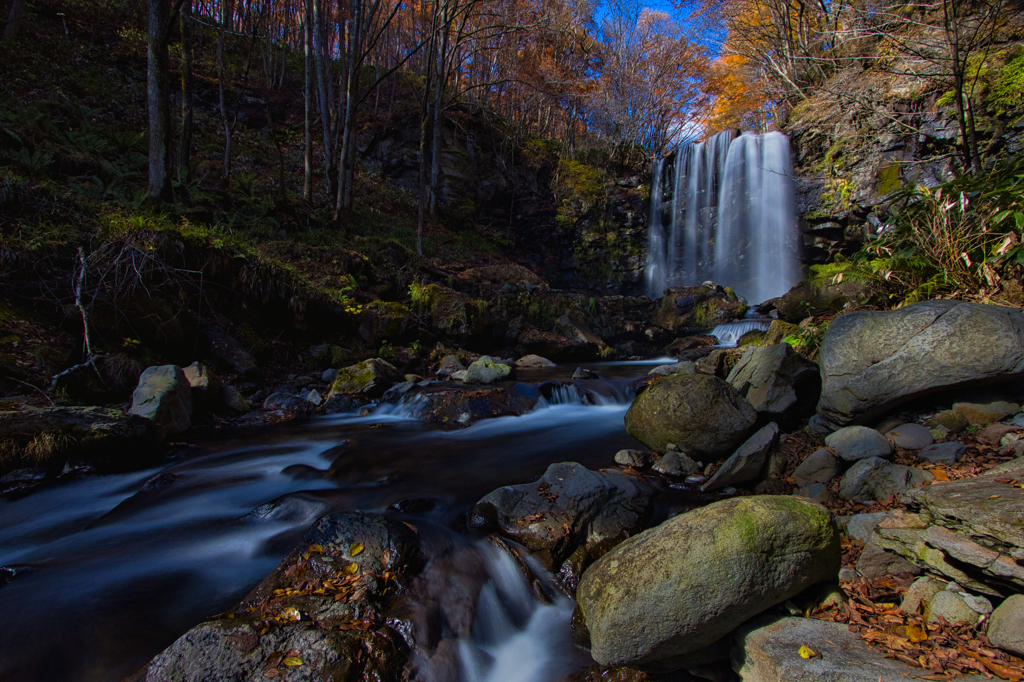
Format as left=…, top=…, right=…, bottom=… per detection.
left=468, top=462, right=656, bottom=572
left=812, top=300, right=1024, bottom=433
left=129, top=365, right=193, bottom=434
left=463, top=356, right=513, bottom=384
left=411, top=283, right=491, bottom=341
left=624, top=373, right=757, bottom=457
left=324, top=358, right=403, bottom=404
left=576, top=496, right=840, bottom=670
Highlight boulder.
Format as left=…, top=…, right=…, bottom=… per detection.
left=132, top=512, right=420, bottom=682
left=845, top=512, right=889, bottom=544
left=954, top=395, right=1021, bottom=425
left=825, top=426, right=893, bottom=462
left=701, top=423, right=780, bottom=492
left=726, top=344, right=820, bottom=421
left=0, top=406, right=161, bottom=474
left=774, top=278, right=868, bottom=323
left=812, top=300, right=1024, bottom=433
left=652, top=451, right=699, bottom=477
left=576, top=496, right=840, bottom=669
left=648, top=361, right=697, bottom=377
left=468, top=462, right=655, bottom=570
left=624, top=373, right=757, bottom=457
left=731, top=615, right=985, bottom=682
left=182, top=361, right=221, bottom=410
left=988, top=595, right=1024, bottom=657
left=903, top=576, right=946, bottom=616
left=615, top=449, right=654, bottom=468
left=928, top=591, right=980, bottom=625
left=409, top=386, right=539, bottom=428
left=464, top=356, right=513, bottom=385
left=761, top=320, right=800, bottom=347
left=918, top=442, right=966, bottom=465
left=926, top=409, right=970, bottom=433
left=885, top=423, right=934, bottom=450
left=792, top=448, right=839, bottom=487
left=856, top=540, right=921, bottom=578
left=796, top=483, right=833, bottom=505
left=324, top=358, right=403, bottom=404
left=130, top=365, right=193, bottom=434
left=555, top=310, right=609, bottom=356
left=838, top=457, right=933, bottom=503
left=515, top=354, right=556, bottom=368
left=573, top=367, right=600, bottom=380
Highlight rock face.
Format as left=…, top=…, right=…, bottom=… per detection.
left=702, top=423, right=780, bottom=492
left=811, top=300, right=1024, bottom=433
left=732, top=615, right=985, bottom=682
left=0, top=406, right=162, bottom=473
left=576, top=496, right=840, bottom=670
left=468, top=462, right=655, bottom=570
left=624, top=373, right=757, bottom=457
left=726, top=344, right=820, bottom=421
left=132, top=512, right=421, bottom=682
left=324, top=358, right=403, bottom=404
left=130, top=365, right=194, bottom=434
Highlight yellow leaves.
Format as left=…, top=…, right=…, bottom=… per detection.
left=283, top=657, right=303, bottom=667
left=308, top=544, right=324, bottom=553
left=907, top=623, right=928, bottom=643
left=344, top=562, right=359, bottom=575
left=349, top=542, right=364, bottom=556
left=278, top=607, right=301, bottom=622
left=798, top=645, right=819, bottom=659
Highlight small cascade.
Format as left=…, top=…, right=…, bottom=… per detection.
left=457, top=543, right=578, bottom=682
left=646, top=130, right=801, bottom=304
left=710, top=319, right=772, bottom=347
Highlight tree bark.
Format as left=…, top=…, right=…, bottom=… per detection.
left=310, top=0, right=333, bottom=196
left=303, top=11, right=313, bottom=201
left=147, top=0, right=174, bottom=202
left=2, top=0, right=26, bottom=42
left=177, top=0, right=194, bottom=183
left=217, top=0, right=235, bottom=181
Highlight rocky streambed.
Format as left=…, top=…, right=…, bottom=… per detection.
left=4, top=299, right=1024, bottom=681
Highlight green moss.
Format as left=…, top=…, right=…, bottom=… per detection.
left=990, top=52, right=1024, bottom=113
left=693, top=300, right=718, bottom=328
left=876, top=164, right=902, bottom=197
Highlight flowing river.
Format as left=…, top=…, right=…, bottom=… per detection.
left=0, top=361, right=702, bottom=682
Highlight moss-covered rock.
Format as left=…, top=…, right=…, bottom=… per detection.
left=463, top=356, right=513, bottom=384
left=576, top=496, right=841, bottom=669
left=624, top=373, right=757, bottom=457
left=324, top=358, right=403, bottom=404
left=409, top=283, right=491, bottom=341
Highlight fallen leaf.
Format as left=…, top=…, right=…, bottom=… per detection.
left=799, top=644, right=819, bottom=659
left=908, top=623, right=929, bottom=643
left=344, top=562, right=359, bottom=575
left=350, top=542, right=364, bottom=556
left=283, top=656, right=303, bottom=667
left=932, top=470, right=951, bottom=482
left=308, top=544, right=324, bottom=552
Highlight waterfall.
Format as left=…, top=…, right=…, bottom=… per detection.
left=645, top=130, right=801, bottom=304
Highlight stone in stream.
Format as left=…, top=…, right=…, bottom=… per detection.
left=988, top=595, right=1024, bottom=657
left=825, top=425, right=893, bottom=462
left=701, top=422, right=780, bottom=492
left=131, top=512, right=422, bottom=682
left=514, top=354, right=557, bottom=368
left=467, top=462, right=655, bottom=572
left=325, top=358, right=403, bottom=404
left=651, top=451, right=699, bottom=477
left=726, top=343, right=820, bottom=422
left=811, top=300, right=1024, bottom=434
left=130, top=365, right=193, bottom=434
left=624, top=373, right=757, bottom=457
left=464, top=356, right=513, bottom=384
left=792, top=448, right=839, bottom=487
left=575, top=496, right=840, bottom=670
left=885, top=423, right=934, bottom=450
left=732, top=614, right=987, bottom=682
left=614, top=449, right=654, bottom=468
left=648, top=361, right=696, bottom=377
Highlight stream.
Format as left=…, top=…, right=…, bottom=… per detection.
left=0, top=360, right=699, bottom=682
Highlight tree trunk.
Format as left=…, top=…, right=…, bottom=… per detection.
left=310, top=0, right=332, bottom=196
left=177, top=0, right=194, bottom=183
left=2, top=0, right=26, bottom=41
left=217, top=0, right=234, bottom=181
left=147, top=0, right=173, bottom=202
left=303, top=12, right=313, bottom=202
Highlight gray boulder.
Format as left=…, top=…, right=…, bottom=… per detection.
left=648, top=361, right=697, bottom=377
left=576, top=496, right=840, bottom=669
left=468, top=462, right=655, bottom=570
left=795, top=483, right=832, bottom=505
left=130, top=365, right=193, bottom=434
left=988, top=595, right=1024, bottom=657
left=652, top=451, right=699, bottom=477
left=812, top=300, right=1024, bottom=433
left=515, top=354, right=556, bottom=368
left=902, top=576, right=946, bottom=615
left=845, top=512, right=888, bottom=544
left=726, top=343, right=820, bottom=421
left=856, top=540, right=921, bottom=578
left=624, top=373, right=757, bottom=457
left=464, top=356, right=513, bottom=384
left=614, top=449, right=654, bottom=468
left=732, top=615, right=985, bottom=682
left=792, top=448, right=839, bottom=486
left=702, top=422, right=780, bottom=492
left=838, top=457, right=932, bottom=503
left=918, top=441, right=966, bottom=465
left=928, top=590, right=980, bottom=625
left=885, top=423, right=934, bottom=450
left=954, top=394, right=1021, bottom=425
left=825, top=425, right=893, bottom=462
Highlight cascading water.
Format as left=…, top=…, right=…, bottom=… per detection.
left=646, top=130, right=801, bottom=304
